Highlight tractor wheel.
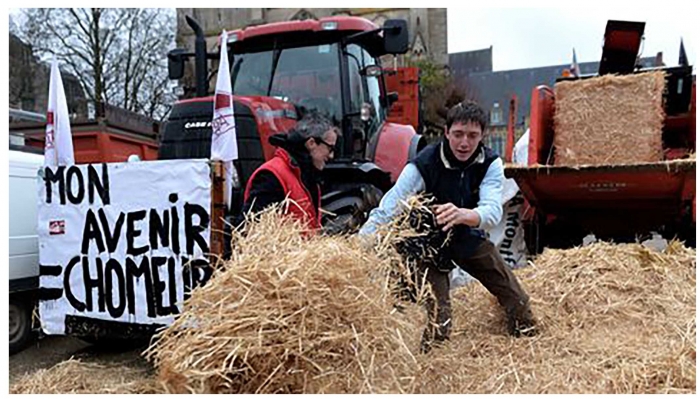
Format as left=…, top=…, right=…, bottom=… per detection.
left=321, top=184, right=383, bottom=235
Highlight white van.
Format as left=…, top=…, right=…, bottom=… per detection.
left=9, top=149, right=44, bottom=354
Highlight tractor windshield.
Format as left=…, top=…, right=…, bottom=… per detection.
left=231, top=43, right=342, bottom=125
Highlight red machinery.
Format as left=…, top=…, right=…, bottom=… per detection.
left=505, top=20, right=696, bottom=251
left=16, top=105, right=159, bottom=164
left=384, top=66, right=421, bottom=132
left=162, top=16, right=425, bottom=231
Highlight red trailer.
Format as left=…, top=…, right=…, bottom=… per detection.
left=14, top=106, right=159, bottom=164
left=504, top=20, right=696, bottom=251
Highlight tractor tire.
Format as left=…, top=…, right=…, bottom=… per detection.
left=9, top=295, right=35, bottom=355
left=321, top=184, right=383, bottom=235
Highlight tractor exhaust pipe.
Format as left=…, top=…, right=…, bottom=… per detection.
left=186, top=16, right=208, bottom=97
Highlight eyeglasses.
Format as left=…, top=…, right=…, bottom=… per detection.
left=315, top=138, right=335, bottom=154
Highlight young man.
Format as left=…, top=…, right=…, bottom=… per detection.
left=240, top=112, right=338, bottom=232
left=360, top=101, right=536, bottom=352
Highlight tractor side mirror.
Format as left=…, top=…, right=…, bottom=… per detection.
left=360, top=65, right=383, bottom=77
left=168, top=48, right=187, bottom=80
left=383, top=19, right=409, bottom=55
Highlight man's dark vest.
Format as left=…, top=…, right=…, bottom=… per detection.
left=412, top=140, right=499, bottom=258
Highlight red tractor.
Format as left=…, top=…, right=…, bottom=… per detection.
left=161, top=16, right=426, bottom=232
left=505, top=20, right=696, bottom=252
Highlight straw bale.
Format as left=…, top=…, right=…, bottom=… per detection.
left=144, top=205, right=427, bottom=394
left=553, top=71, right=666, bottom=166
left=9, top=358, right=162, bottom=394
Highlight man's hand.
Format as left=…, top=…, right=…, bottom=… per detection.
left=433, top=203, right=480, bottom=231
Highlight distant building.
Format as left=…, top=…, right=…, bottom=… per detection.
left=449, top=47, right=493, bottom=78
left=9, top=33, right=87, bottom=118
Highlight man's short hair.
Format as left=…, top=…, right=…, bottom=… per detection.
left=446, top=101, right=488, bottom=133
left=292, top=111, right=339, bottom=142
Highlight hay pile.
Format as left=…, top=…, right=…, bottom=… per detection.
left=13, top=200, right=695, bottom=394
left=420, top=240, right=696, bottom=393
left=143, top=207, right=425, bottom=393
left=142, top=200, right=694, bottom=393
left=9, top=358, right=161, bottom=394
left=553, top=71, right=666, bottom=166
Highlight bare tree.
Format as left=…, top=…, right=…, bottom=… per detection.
left=12, top=8, right=176, bottom=120
left=410, top=57, right=468, bottom=139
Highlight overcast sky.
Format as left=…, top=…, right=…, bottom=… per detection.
left=447, top=7, right=696, bottom=72
left=8, top=6, right=696, bottom=73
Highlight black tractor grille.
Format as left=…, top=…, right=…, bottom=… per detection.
left=159, top=100, right=217, bottom=160
left=159, top=99, right=265, bottom=214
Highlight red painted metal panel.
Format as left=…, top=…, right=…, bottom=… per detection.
left=222, top=16, right=377, bottom=45
left=528, top=86, right=554, bottom=165
left=384, top=67, right=420, bottom=131
left=234, top=96, right=299, bottom=161
left=506, top=161, right=695, bottom=211
left=373, top=122, right=417, bottom=182
left=691, top=81, right=696, bottom=150
left=177, top=96, right=214, bottom=104
left=98, top=134, right=157, bottom=163
left=25, top=129, right=158, bottom=164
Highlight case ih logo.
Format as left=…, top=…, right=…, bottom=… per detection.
left=49, top=220, right=65, bottom=235
left=184, top=121, right=212, bottom=129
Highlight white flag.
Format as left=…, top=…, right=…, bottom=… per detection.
left=44, top=56, right=75, bottom=167
left=211, top=30, right=238, bottom=209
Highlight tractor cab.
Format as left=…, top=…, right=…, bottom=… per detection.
left=161, top=16, right=422, bottom=232
left=165, top=16, right=409, bottom=162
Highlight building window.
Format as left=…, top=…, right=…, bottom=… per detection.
left=490, top=102, right=503, bottom=125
